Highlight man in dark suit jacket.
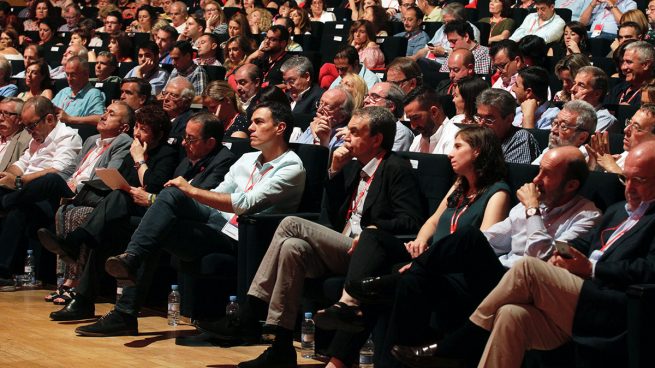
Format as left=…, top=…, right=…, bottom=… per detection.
left=406, top=140, right=655, bottom=368
left=199, top=106, right=425, bottom=368
left=281, top=55, right=324, bottom=116
left=162, top=76, right=194, bottom=145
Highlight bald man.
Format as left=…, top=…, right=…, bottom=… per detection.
left=435, top=48, right=475, bottom=97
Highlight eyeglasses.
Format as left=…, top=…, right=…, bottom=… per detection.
left=183, top=135, right=202, bottom=144
left=315, top=100, right=338, bottom=113
left=22, top=115, right=46, bottom=132
left=618, top=174, right=652, bottom=186
left=364, top=92, right=387, bottom=103
left=473, top=114, right=497, bottom=126
left=625, top=118, right=647, bottom=133
left=160, top=91, right=182, bottom=100
left=0, top=109, right=18, bottom=118
left=494, top=61, right=511, bottom=71
left=551, top=119, right=581, bottom=132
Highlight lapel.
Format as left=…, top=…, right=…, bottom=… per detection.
left=0, top=136, right=17, bottom=170
left=600, top=203, right=655, bottom=260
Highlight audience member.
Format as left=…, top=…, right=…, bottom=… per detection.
left=155, top=25, right=179, bottom=64
left=161, top=76, right=195, bottom=144
left=405, top=85, right=459, bottom=154
left=605, top=40, right=653, bottom=107
left=0, top=56, right=15, bottom=97
left=246, top=25, right=291, bottom=88
left=125, top=41, right=170, bottom=95
left=234, top=63, right=263, bottom=120
left=438, top=20, right=491, bottom=76
left=553, top=53, right=592, bottom=103
left=58, top=4, right=81, bottom=32
left=579, top=0, right=637, bottom=40
left=53, top=57, right=105, bottom=126
left=385, top=57, right=422, bottom=94
left=0, top=98, right=31, bottom=171
left=479, top=0, right=514, bottom=44
left=295, top=87, right=354, bottom=150
left=362, top=82, right=414, bottom=151
left=570, top=66, right=617, bottom=131
left=436, top=48, right=476, bottom=97
left=166, top=41, right=207, bottom=100
left=120, top=77, right=151, bottom=112
left=194, top=34, right=222, bottom=66
left=393, top=6, right=429, bottom=56
left=281, top=55, right=324, bottom=115
left=512, top=66, right=560, bottom=129
left=94, top=51, right=121, bottom=83
left=510, top=0, right=565, bottom=44
left=50, top=45, right=89, bottom=80
left=201, top=80, right=250, bottom=138
left=329, top=45, right=381, bottom=90
left=169, top=1, right=189, bottom=34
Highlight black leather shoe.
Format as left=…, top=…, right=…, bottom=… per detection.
left=105, top=253, right=138, bottom=286
left=237, top=344, right=297, bottom=368
left=345, top=274, right=398, bottom=305
left=37, top=228, right=80, bottom=265
left=391, top=344, right=466, bottom=368
left=50, top=297, right=95, bottom=321
left=75, top=309, right=138, bottom=337
left=314, top=301, right=364, bottom=332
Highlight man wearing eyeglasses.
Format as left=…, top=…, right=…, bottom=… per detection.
left=246, top=25, right=291, bottom=89
left=362, top=82, right=414, bottom=151
left=490, top=40, right=524, bottom=97
left=393, top=6, right=429, bottom=57
left=294, top=87, right=354, bottom=150
left=98, top=11, right=123, bottom=37
left=0, top=98, right=31, bottom=172
left=58, top=4, right=81, bottom=32
left=280, top=55, right=324, bottom=116
left=160, top=76, right=195, bottom=145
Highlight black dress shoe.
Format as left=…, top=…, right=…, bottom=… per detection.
left=391, top=344, right=466, bottom=368
left=37, top=228, right=80, bottom=265
left=50, top=297, right=95, bottom=321
left=345, top=274, right=399, bottom=305
left=104, top=253, right=139, bottom=286
left=313, top=301, right=364, bottom=333
left=75, top=309, right=138, bottom=337
left=238, top=344, right=297, bottom=368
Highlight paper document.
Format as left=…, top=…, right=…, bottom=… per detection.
left=95, top=168, right=131, bottom=191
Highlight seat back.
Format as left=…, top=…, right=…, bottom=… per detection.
left=396, top=152, right=454, bottom=214
left=506, top=163, right=539, bottom=204
left=289, top=143, right=330, bottom=212
left=579, top=171, right=624, bottom=212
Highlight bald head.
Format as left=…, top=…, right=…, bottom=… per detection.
left=623, top=140, right=655, bottom=209
left=318, top=87, right=354, bottom=127
left=448, top=48, right=475, bottom=82
left=535, top=146, right=588, bottom=207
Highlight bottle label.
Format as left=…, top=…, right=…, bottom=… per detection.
left=302, top=333, right=314, bottom=343
left=359, top=355, right=373, bottom=365
left=24, top=266, right=33, bottom=273
left=168, top=303, right=179, bottom=312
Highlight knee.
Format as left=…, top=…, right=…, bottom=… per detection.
left=157, top=187, right=186, bottom=203
left=277, top=216, right=305, bottom=236
left=279, top=239, right=309, bottom=262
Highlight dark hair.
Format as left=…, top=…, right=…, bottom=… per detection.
left=306, top=0, right=326, bottom=16
left=158, top=24, right=179, bottom=40
left=348, top=20, right=377, bottom=44
left=224, top=35, right=257, bottom=69
left=447, top=125, right=507, bottom=207
left=562, top=154, right=589, bottom=193
left=26, top=59, right=53, bottom=91
left=406, top=5, right=424, bottom=19
left=135, top=104, right=171, bottom=145
left=495, top=0, right=513, bottom=18
left=38, top=17, right=60, bottom=40
left=365, top=5, right=390, bottom=35
left=1, top=28, right=18, bottom=48
left=138, top=40, right=160, bottom=57
left=122, top=77, right=152, bottom=98
left=189, top=111, right=225, bottom=143
left=403, top=84, right=440, bottom=110
left=490, top=39, right=520, bottom=59
left=620, top=21, right=645, bottom=36
left=534, top=0, right=555, bottom=5
left=136, top=5, right=158, bottom=28
left=276, top=16, right=294, bottom=30
left=106, top=10, right=123, bottom=23
left=29, top=0, right=55, bottom=21
left=253, top=100, right=294, bottom=142
left=387, top=56, right=423, bottom=85
left=188, top=13, right=206, bottom=32
left=352, top=106, right=397, bottom=151
left=109, top=32, right=134, bottom=60
left=289, top=6, right=311, bottom=33
left=269, top=24, right=290, bottom=43
left=562, top=21, right=590, bottom=55
left=257, top=85, right=290, bottom=106
left=518, top=66, right=550, bottom=102
left=457, top=76, right=490, bottom=121
left=443, top=19, right=474, bottom=39
left=173, top=40, right=194, bottom=56
left=71, top=27, right=92, bottom=45
left=518, top=35, right=547, bottom=67
left=334, top=45, right=360, bottom=65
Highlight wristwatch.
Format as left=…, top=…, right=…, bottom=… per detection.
left=14, top=175, right=23, bottom=190
left=134, top=160, right=146, bottom=169
left=526, top=207, right=541, bottom=217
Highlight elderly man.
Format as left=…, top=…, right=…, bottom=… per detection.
left=246, top=25, right=292, bottom=88
left=385, top=57, right=423, bottom=94
left=52, top=57, right=105, bottom=127
left=0, top=57, right=16, bottom=97
left=394, top=6, right=429, bottom=57
left=166, top=41, right=207, bottom=100
left=570, top=66, right=617, bottom=131
left=234, top=64, right=262, bottom=120
left=125, top=41, right=170, bottom=95
left=605, top=41, right=653, bottom=107
left=161, top=76, right=195, bottom=144
left=295, top=87, right=354, bottom=150
left=120, top=77, right=150, bottom=112
left=363, top=82, right=414, bottom=151
left=587, top=104, right=655, bottom=174
left=50, top=44, right=89, bottom=80
left=512, top=66, right=560, bottom=129
left=330, top=45, right=381, bottom=90
left=405, top=85, right=458, bottom=154
left=435, top=48, right=476, bottom=97
left=281, top=55, right=324, bottom=116
left=532, top=100, right=597, bottom=165
left=198, top=107, right=423, bottom=368
left=410, top=140, right=655, bottom=368
left=0, top=97, right=82, bottom=287
left=155, top=25, right=179, bottom=65
left=510, top=0, right=565, bottom=44
left=580, top=0, right=637, bottom=40
left=0, top=98, right=31, bottom=172
left=169, top=1, right=188, bottom=34
left=476, top=88, right=541, bottom=163
left=438, top=21, right=491, bottom=76
left=58, top=4, right=82, bottom=32
left=490, top=40, right=524, bottom=96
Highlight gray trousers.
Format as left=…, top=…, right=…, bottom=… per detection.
left=248, top=216, right=353, bottom=330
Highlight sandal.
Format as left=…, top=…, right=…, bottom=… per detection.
left=44, top=285, right=71, bottom=302
left=314, top=301, right=365, bottom=333
left=53, top=288, right=76, bottom=305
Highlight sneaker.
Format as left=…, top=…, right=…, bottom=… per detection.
left=104, top=253, right=139, bottom=286
left=0, top=277, right=16, bottom=292
left=75, top=309, right=138, bottom=337
left=37, top=228, right=80, bottom=265
left=237, top=344, right=297, bottom=368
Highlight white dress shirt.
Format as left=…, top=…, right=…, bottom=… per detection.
left=13, top=123, right=82, bottom=175
left=409, top=117, right=460, bottom=155
left=510, top=12, right=566, bottom=44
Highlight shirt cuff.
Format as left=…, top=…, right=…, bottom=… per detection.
left=590, top=259, right=598, bottom=279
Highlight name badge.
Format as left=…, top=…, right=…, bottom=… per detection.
left=591, top=24, right=603, bottom=38
left=221, top=215, right=239, bottom=241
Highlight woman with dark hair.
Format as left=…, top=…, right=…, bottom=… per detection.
left=289, top=6, right=311, bottom=34
left=254, top=85, right=291, bottom=107
left=108, top=32, right=134, bottom=62
left=362, top=5, right=390, bottom=36
left=69, top=27, right=97, bottom=61
left=453, top=77, right=490, bottom=125
left=23, top=0, right=55, bottom=31
left=0, top=28, right=22, bottom=59
left=202, top=80, right=250, bottom=138
left=37, top=17, right=60, bottom=48
left=315, top=125, right=510, bottom=368
left=128, top=5, right=158, bottom=33
left=479, top=0, right=514, bottom=44
left=548, top=22, right=591, bottom=58
left=349, top=20, right=385, bottom=69
left=307, top=0, right=336, bottom=22
left=19, top=60, right=54, bottom=100
left=224, top=35, right=257, bottom=88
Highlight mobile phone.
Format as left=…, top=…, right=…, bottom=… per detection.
left=554, top=240, right=573, bottom=259
left=427, top=43, right=434, bottom=47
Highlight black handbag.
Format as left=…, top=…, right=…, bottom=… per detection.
left=72, top=179, right=112, bottom=207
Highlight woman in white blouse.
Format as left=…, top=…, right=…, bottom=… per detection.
left=307, top=0, right=336, bottom=22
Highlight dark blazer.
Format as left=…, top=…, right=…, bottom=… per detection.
left=168, top=109, right=193, bottom=145
left=604, top=81, right=641, bottom=108
left=173, top=145, right=237, bottom=190
left=119, top=143, right=179, bottom=194
left=290, top=84, right=324, bottom=116
left=323, top=152, right=425, bottom=235
left=571, top=201, right=655, bottom=345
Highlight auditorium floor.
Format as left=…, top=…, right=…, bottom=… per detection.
left=0, top=289, right=324, bottom=367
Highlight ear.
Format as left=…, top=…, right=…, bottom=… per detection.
left=206, top=136, right=217, bottom=148
left=564, top=178, right=580, bottom=194
left=120, top=123, right=130, bottom=133
left=276, top=121, right=287, bottom=136
left=429, top=105, right=439, bottom=118
left=525, top=87, right=534, bottom=99
left=210, top=42, right=218, bottom=51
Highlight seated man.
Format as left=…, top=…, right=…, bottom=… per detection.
left=362, top=82, right=414, bottom=151
left=605, top=41, right=653, bottom=107
left=438, top=21, right=491, bottom=76
left=280, top=55, right=324, bottom=116
left=79, top=102, right=305, bottom=335
left=246, top=25, right=292, bottom=88
left=194, top=34, right=222, bottom=66
left=579, top=0, right=637, bottom=40
left=0, top=57, right=16, bottom=97
left=533, top=100, right=597, bottom=165
left=234, top=64, right=262, bottom=120
left=405, top=85, right=459, bottom=154
left=197, top=106, right=424, bottom=368
left=393, top=6, right=429, bottom=57
left=510, top=0, right=565, bottom=44
left=119, top=77, right=151, bottom=112
left=161, top=77, right=195, bottom=145
left=512, top=66, right=560, bottom=129
left=49, top=44, right=89, bottom=80
left=53, top=56, right=105, bottom=127
left=475, top=88, right=541, bottom=163
left=155, top=25, right=179, bottom=65
left=435, top=48, right=476, bottom=97
left=166, top=40, right=207, bottom=101
left=329, top=45, right=381, bottom=90
left=125, top=41, right=170, bottom=96
left=403, top=140, right=655, bottom=368
left=490, top=40, right=524, bottom=96
left=294, top=87, right=354, bottom=150
left=0, top=98, right=31, bottom=172
left=93, top=51, right=121, bottom=83
left=570, top=66, right=617, bottom=131
left=385, top=57, right=423, bottom=94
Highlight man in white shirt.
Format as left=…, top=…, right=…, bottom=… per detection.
left=490, top=40, right=524, bottom=97
left=362, top=82, right=414, bottom=151
left=570, top=66, right=617, bottom=132
left=169, top=1, right=189, bottom=35
left=510, top=0, right=565, bottom=44
left=0, top=98, right=31, bottom=172
left=405, top=85, right=458, bottom=154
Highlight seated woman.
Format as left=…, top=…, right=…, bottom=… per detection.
left=201, top=80, right=250, bottom=138
left=452, top=76, right=490, bottom=125
left=552, top=53, right=591, bottom=103
left=108, top=32, right=134, bottom=63
left=204, top=1, right=228, bottom=35
left=512, top=0, right=534, bottom=11
left=315, top=125, right=510, bottom=368
left=340, top=72, right=368, bottom=109
left=349, top=20, right=385, bottom=70
left=248, top=7, right=273, bottom=35
left=362, top=5, right=390, bottom=37
left=37, top=17, right=61, bottom=49
left=307, top=0, right=336, bottom=23
left=479, top=0, right=514, bottom=44
left=18, top=60, right=54, bottom=100
left=0, top=28, right=22, bottom=60
left=223, top=36, right=257, bottom=89
left=23, top=0, right=53, bottom=32
left=127, top=5, right=158, bottom=33
left=548, top=22, right=591, bottom=59
left=228, top=12, right=256, bottom=40
left=69, top=27, right=97, bottom=62
left=290, top=6, right=312, bottom=35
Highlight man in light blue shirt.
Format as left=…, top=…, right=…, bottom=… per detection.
left=329, top=45, right=381, bottom=90
left=394, top=6, right=430, bottom=57
left=580, top=0, right=637, bottom=39
left=512, top=66, right=560, bottom=129
left=125, top=42, right=170, bottom=96
left=52, top=57, right=105, bottom=126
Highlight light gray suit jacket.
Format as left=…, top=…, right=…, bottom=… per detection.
left=60, top=133, right=133, bottom=185
left=0, top=130, right=31, bottom=172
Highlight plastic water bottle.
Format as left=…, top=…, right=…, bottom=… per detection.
left=24, top=250, right=36, bottom=286
left=167, top=284, right=180, bottom=326
left=359, top=335, right=374, bottom=368
left=226, top=295, right=240, bottom=327
left=55, top=256, right=66, bottom=287
left=301, top=312, right=315, bottom=359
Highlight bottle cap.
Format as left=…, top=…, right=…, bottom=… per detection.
left=171, top=284, right=179, bottom=290
left=27, top=249, right=33, bottom=255
left=229, top=295, right=237, bottom=302
left=305, top=312, right=313, bottom=319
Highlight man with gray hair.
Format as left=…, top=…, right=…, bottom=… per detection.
left=294, top=87, right=354, bottom=151
left=605, top=40, right=654, bottom=107
left=281, top=55, right=324, bottom=116
left=475, top=88, right=541, bottom=163
left=571, top=66, right=617, bottom=132
left=53, top=56, right=105, bottom=127
left=161, top=76, right=195, bottom=144
left=50, top=44, right=89, bottom=80
left=0, top=98, right=30, bottom=172
left=363, top=82, right=414, bottom=151
left=532, top=100, right=597, bottom=165
left=0, top=56, right=16, bottom=97
left=58, top=4, right=82, bottom=32
left=169, top=1, right=189, bottom=35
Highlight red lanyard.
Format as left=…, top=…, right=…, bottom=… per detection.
left=619, top=87, right=639, bottom=105
left=449, top=204, right=469, bottom=234
left=599, top=212, right=643, bottom=251
left=225, top=114, right=238, bottom=132
left=72, top=143, right=111, bottom=179
left=244, top=164, right=274, bottom=192
left=345, top=155, right=384, bottom=222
